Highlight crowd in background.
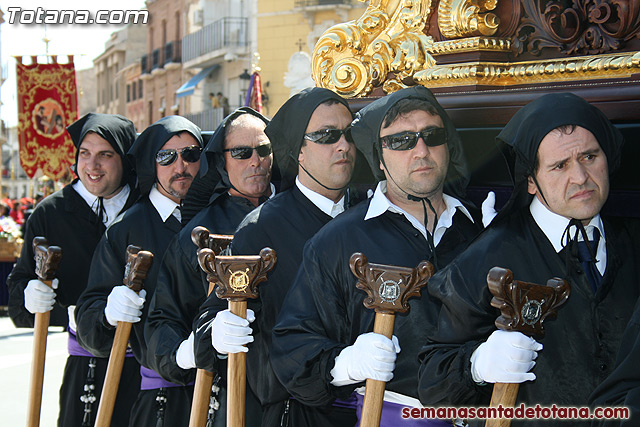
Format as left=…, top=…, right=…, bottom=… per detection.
left=0, top=193, right=45, bottom=239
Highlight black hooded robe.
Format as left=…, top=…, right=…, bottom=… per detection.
left=269, top=194, right=479, bottom=420
left=417, top=93, right=640, bottom=426
left=76, top=198, right=187, bottom=427
left=192, top=87, right=364, bottom=426
left=144, top=108, right=270, bottom=426
left=417, top=209, right=640, bottom=426
left=588, top=298, right=640, bottom=426
left=7, top=184, right=141, bottom=427
left=268, top=86, right=481, bottom=426
left=74, top=116, right=203, bottom=427
left=7, top=113, right=139, bottom=427
left=194, top=185, right=361, bottom=426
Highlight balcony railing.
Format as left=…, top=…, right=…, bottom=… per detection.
left=141, top=55, right=149, bottom=74
left=164, top=40, right=182, bottom=65
left=294, top=0, right=356, bottom=6
left=182, top=17, right=248, bottom=64
left=151, top=48, right=162, bottom=70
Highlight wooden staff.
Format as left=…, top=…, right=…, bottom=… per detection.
left=188, top=227, right=234, bottom=427
left=195, top=244, right=276, bottom=427
left=485, top=267, right=570, bottom=427
left=349, top=253, right=434, bottom=427
left=27, top=237, right=62, bottom=427
left=95, top=245, right=154, bottom=427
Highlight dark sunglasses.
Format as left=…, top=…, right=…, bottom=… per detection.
left=303, top=127, right=353, bottom=145
left=155, top=145, right=202, bottom=166
left=380, top=127, right=447, bottom=151
left=223, top=143, right=272, bottom=160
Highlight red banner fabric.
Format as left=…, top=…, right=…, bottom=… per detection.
left=249, top=72, right=263, bottom=113
left=16, top=57, right=78, bottom=180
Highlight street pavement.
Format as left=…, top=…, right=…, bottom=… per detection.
left=0, top=315, right=67, bottom=427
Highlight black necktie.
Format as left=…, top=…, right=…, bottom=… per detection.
left=167, top=207, right=181, bottom=232
left=577, top=228, right=602, bottom=292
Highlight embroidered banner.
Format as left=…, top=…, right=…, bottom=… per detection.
left=16, top=56, right=78, bottom=180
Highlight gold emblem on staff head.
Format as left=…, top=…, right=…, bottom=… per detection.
left=229, top=268, right=250, bottom=292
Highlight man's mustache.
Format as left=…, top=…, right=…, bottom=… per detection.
left=170, top=173, right=194, bottom=183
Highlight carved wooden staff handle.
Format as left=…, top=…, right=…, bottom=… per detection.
left=485, top=267, right=570, bottom=427
left=193, top=243, right=276, bottom=427
left=95, top=245, right=153, bottom=427
left=27, top=236, right=62, bottom=427
left=360, top=312, right=395, bottom=426
left=350, top=253, right=433, bottom=427
left=227, top=299, right=248, bottom=427
left=188, top=281, right=216, bottom=427
left=188, top=227, right=234, bottom=427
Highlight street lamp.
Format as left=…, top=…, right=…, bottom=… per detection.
left=239, top=69, right=251, bottom=107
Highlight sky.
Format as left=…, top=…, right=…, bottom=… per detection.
left=0, top=0, right=147, bottom=126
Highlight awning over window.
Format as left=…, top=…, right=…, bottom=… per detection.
left=176, top=65, right=219, bottom=98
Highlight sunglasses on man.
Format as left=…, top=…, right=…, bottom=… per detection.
left=380, top=127, right=447, bottom=151
left=155, top=145, right=202, bottom=166
left=303, top=127, right=353, bottom=145
left=223, top=143, right=272, bottom=160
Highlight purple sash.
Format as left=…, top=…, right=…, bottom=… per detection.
left=354, top=392, right=453, bottom=426
left=66, top=327, right=134, bottom=358
left=140, top=366, right=191, bottom=390
left=333, top=393, right=358, bottom=409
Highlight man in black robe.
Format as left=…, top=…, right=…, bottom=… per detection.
left=265, top=86, right=482, bottom=426
left=75, top=116, right=203, bottom=427
left=588, top=298, right=640, bottom=426
left=144, top=108, right=273, bottom=425
left=417, top=93, right=640, bottom=426
left=191, top=87, right=360, bottom=426
left=7, top=113, right=139, bottom=427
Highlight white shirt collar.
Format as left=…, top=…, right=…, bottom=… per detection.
left=72, top=180, right=130, bottom=228
left=295, top=176, right=345, bottom=218
left=149, top=185, right=181, bottom=223
left=364, top=181, right=474, bottom=246
left=529, top=196, right=606, bottom=273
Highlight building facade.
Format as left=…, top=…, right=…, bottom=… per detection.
left=94, top=23, right=146, bottom=115
left=256, top=0, right=366, bottom=115
left=140, top=0, right=186, bottom=127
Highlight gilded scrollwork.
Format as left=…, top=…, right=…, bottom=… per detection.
left=312, top=0, right=436, bottom=97
left=414, top=51, right=640, bottom=86
left=312, top=0, right=640, bottom=95
left=438, top=0, right=500, bottom=38
left=515, top=0, right=640, bottom=56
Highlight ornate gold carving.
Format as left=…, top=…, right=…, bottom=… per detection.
left=414, top=51, right=640, bottom=87
left=438, top=0, right=499, bottom=38
left=428, top=36, right=511, bottom=54
left=312, top=0, right=436, bottom=97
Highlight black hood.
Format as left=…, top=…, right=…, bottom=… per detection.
left=127, top=115, right=203, bottom=196
left=181, top=107, right=269, bottom=224
left=265, top=87, right=351, bottom=191
left=67, top=113, right=137, bottom=185
left=350, top=86, right=469, bottom=201
left=495, top=92, right=624, bottom=219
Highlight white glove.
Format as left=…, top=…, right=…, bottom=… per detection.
left=481, top=191, right=497, bottom=227
left=211, top=309, right=255, bottom=355
left=470, top=330, right=542, bottom=384
left=24, top=278, right=59, bottom=314
left=176, top=332, right=196, bottom=370
left=104, top=285, right=146, bottom=326
left=330, top=332, right=401, bottom=386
